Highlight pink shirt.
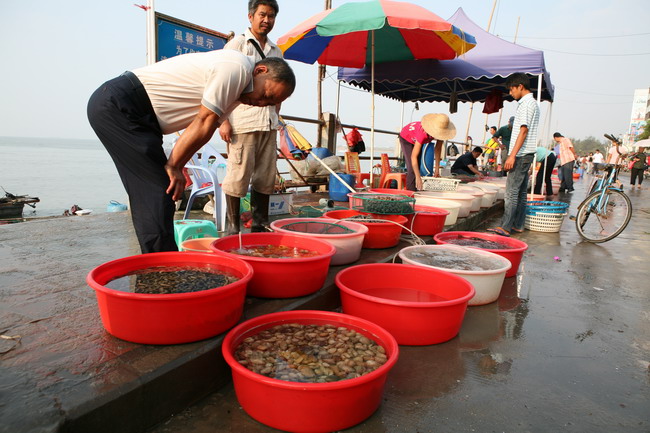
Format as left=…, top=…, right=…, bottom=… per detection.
left=557, top=137, right=576, bottom=165
left=400, top=122, right=432, bottom=145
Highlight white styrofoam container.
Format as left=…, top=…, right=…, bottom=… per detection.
left=269, top=193, right=294, bottom=215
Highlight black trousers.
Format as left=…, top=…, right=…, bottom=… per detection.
left=398, top=136, right=417, bottom=191
left=87, top=72, right=177, bottom=253
left=630, top=167, right=644, bottom=185
left=534, top=153, right=557, bottom=195
left=559, top=160, right=574, bottom=192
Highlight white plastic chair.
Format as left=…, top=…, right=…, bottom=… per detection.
left=183, top=143, right=227, bottom=232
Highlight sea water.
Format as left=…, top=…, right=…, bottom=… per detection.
left=0, top=136, right=129, bottom=217
left=0, top=136, right=394, bottom=219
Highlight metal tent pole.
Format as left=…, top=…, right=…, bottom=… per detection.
left=146, top=0, right=155, bottom=65
left=530, top=73, right=544, bottom=196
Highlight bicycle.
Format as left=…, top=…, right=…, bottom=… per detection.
left=573, top=134, right=632, bottom=243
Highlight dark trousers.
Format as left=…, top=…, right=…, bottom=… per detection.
left=399, top=136, right=417, bottom=191
left=630, top=167, right=644, bottom=185
left=534, top=153, right=557, bottom=195
left=87, top=72, right=177, bottom=254
left=559, top=160, right=574, bottom=191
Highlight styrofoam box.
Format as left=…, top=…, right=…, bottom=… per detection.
left=269, top=193, right=294, bottom=215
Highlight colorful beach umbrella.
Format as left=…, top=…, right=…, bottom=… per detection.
left=277, top=0, right=477, bottom=180
left=277, top=0, right=476, bottom=68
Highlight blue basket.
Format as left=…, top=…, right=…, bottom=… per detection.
left=526, top=200, right=569, bottom=216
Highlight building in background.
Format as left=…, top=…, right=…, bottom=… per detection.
left=625, top=88, right=650, bottom=144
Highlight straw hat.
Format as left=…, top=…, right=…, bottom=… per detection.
left=421, top=113, right=456, bottom=140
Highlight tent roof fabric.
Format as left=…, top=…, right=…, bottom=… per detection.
left=337, top=7, right=554, bottom=104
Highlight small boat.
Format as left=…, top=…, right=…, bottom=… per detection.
left=0, top=192, right=40, bottom=219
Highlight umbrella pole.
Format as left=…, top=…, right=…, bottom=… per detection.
left=465, top=102, right=474, bottom=153
left=369, top=30, right=376, bottom=188
left=335, top=80, right=342, bottom=125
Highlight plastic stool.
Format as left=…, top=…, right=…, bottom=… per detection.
left=173, top=219, right=218, bottom=248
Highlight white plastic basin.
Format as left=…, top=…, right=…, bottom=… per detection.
left=270, top=217, right=368, bottom=265
left=467, top=184, right=498, bottom=205
left=412, top=197, right=461, bottom=225
left=457, top=186, right=491, bottom=208
left=456, top=187, right=485, bottom=211
left=472, top=181, right=505, bottom=200
left=399, top=244, right=511, bottom=306
left=415, top=193, right=471, bottom=218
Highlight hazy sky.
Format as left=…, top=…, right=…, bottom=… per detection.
left=1, top=0, right=648, bottom=147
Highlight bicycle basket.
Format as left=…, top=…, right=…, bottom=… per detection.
left=349, top=193, right=415, bottom=215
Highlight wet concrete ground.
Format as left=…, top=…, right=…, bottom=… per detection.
left=1, top=176, right=648, bottom=433
left=148, top=176, right=650, bottom=433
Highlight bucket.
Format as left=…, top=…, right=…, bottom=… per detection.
left=402, top=205, right=449, bottom=236
left=323, top=209, right=408, bottom=249
left=86, top=252, right=253, bottom=344
left=222, top=310, right=398, bottom=433
left=329, top=173, right=355, bottom=202
left=270, top=217, right=368, bottom=265
left=434, top=231, right=528, bottom=278
left=336, top=263, right=475, bottom=345
left=210, top=233, right=335, bottom=298
left=399, top=245, right=511, bottom=306
left=180, top=237, right=220, bottom=253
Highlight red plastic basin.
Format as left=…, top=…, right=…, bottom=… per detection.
left=222, top=310, right=399, bottom=433
left=323, top=209, right=408, bottom=249
left=433, top=231, right=528, bottom=278
left=86, top=252, right=253, bottom=344
left=402, top=204, right=449, bottom=236
left=336, top=263, right=475, bottom=345
left=210, top=233, right=335, bottom=298
left=368, top=188, right=415, bottom=197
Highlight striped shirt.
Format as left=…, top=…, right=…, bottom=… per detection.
left=511, top=93, right=540, bottom=156
left=224, top=29, right=283, bottom=133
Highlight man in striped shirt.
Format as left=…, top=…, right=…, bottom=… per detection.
left=488, top=73, right=540, bottom=237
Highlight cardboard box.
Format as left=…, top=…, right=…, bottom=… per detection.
left=269, top=192, right=293, bottom=215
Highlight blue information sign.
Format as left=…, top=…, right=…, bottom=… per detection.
left=155, top=12, right=231, bottom=61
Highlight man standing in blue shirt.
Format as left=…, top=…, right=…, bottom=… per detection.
left=488, top=73, right=539, bottom=236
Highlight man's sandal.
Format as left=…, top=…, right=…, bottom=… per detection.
left=486, top=227, right=511, bottom=237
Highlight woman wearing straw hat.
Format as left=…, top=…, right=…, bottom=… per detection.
left=398, top=113, right=457, bottom=191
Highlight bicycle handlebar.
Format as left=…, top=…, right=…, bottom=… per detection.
left=604, top=133, right=622, bottom=146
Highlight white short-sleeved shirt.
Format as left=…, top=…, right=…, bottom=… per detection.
left=511, top=92, right=540, bottom=157
left=224, top=29, right=284, bottom=134
left=132, top=50, right=254, bottom=134
left=592, top=152, right=604, bottom=164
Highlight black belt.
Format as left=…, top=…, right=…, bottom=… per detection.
left=121, top=71, right=149, bottom=101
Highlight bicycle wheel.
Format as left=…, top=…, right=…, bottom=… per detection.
left=575, top=189, right=632, bottom=242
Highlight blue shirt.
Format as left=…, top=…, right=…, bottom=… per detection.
left=535, top=147, right=555, bottom=162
